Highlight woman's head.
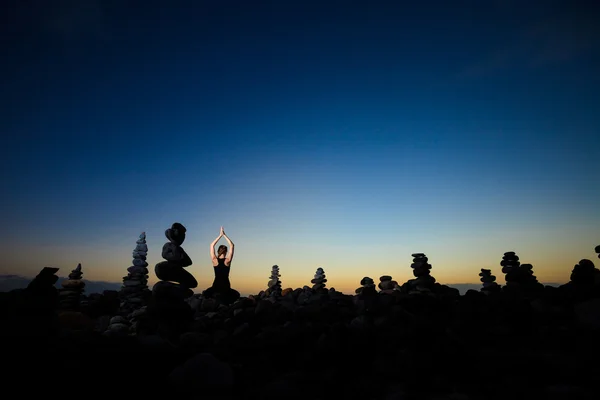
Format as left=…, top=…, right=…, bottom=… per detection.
left=217, top=245, right=227, bottom=258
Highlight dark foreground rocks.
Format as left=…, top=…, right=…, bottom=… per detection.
left=3, top=285, right=600, bottom=400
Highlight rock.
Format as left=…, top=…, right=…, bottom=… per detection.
left=149, top=223, right=197, bottom=337
left=200, top=298, right=218, bottom=312
left=109, top=322, right=129, bottom=332
left=265, top=265, right=282, bottom=299
left=400, top=253, right=437, bottom=293
left=128, top=265, right=148, bottom=274
left=154, top=223, right=198, bottom=289
left=378, top=275, right=396, bottom=291
left=58, top=263, right=85, bottom=311
left=500, top=252, right=543, bottom=293
left=58, top=311, right=94, bottom=331
left=169, top=353, right=234, bottom=393
left=297, top=286, right=313, bottom=304
left=110, top=316, right=128, bottom=325
left=574, top=299, right=600, bottom=329
left=356, top=277, right=377, bottom=296
left=479, top=268, right=500, bottom=293
left=120, top=232, right=151, bottom=318
left=153, top=281, right=194, bottom=300
left=311, top=267, right=327, bottom=291
left=105, top=314, right=131, bottom=335
left=570, top=259, right=599, bottom=286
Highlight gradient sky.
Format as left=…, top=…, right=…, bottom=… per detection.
left=1, top=0, right=599, bottom=295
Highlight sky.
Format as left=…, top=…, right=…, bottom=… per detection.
left=1, top=0, right=599, bottom=295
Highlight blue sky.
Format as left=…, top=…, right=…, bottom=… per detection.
left=1, top=0, right=598, bottom=294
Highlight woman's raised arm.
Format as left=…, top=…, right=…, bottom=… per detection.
left=222, top=229, right=235, bottom=263
left=210, top=228, right=223, bottom=260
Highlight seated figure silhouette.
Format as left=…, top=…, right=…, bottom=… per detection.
left=203, top=227, right=240, bottom=305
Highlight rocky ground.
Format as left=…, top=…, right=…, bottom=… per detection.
left=2, top=277, right=600, bottom=400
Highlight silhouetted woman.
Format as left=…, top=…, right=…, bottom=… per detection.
left=203, top=227, right=240, bottom=304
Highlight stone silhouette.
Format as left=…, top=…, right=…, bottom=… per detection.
left=59, top=263, right=85, bottom=311
left=560, top=258, right=600, bottom=301
left=570, top=259, right=599, bottom=286
left=479, top=268, right=500, bottom=293
left=150, top=223, right=197, bottom=340
left=378, top=275, right=397, bottom=293
left=501, top=251, right=521, bottom=285
left=121, top=232, right=151, bottom=315
left=266, top=265, right=282, bottom=299
left=154, top=223, right=198, bottom=290
left=501, top=252, right=543, bottom=294
left=312, top=267, right=327, bottom=291
left=403, top=252, right=436, bottom=293
left=355, top=276, right=376, bottom=295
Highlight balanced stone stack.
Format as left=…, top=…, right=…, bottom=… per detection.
left=355, top=277, right=376, bottom=295
left=151, top=223, right=197, bottom=338
left=59, top=263, right=85, bottom=311
left=596, top=245, right=600, bottom=259
left=500, top=251, right=521, bottom=286
left=312, top=267, right=327, bottom=291
left=120, top=232, right=150, bottom=315
left=520, top=264, right=539, bottom=284
left=378, top=275, right=397, bottom=294
left=153, top=222, right=198, bottom=295
left=479, top=269, right=500, bottom=293
left=570, top=259, right=600, bottom=286
left=521, top=263, right=545, bottom=292
left=409, top=253, right=436, bottom=292
left=501, top=252, right=543, bottom=293
left=266, top=265, right=282, bottom=299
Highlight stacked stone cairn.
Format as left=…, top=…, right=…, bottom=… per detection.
left=570, top=259, right=600, bottom=286
left=409, top=253, right=436, bottom=293
left=500, top=251, right=521, bottom=287
left=312, top=267, right=327, bottom=291
left=479, top=268, right=500, bottom=293
left=58, top=263, right=85, bottom=311
left=266, top=265, right=282, bottom=299
left=355, top=277, right=376, bottom=295
left=596, top=245, right=600, bottom=260
left=501, top=252, right=543, bottom=293
left=520, top=263, right=540, bottom=285
left=153, top=223, right=198, bottom=296
left=120, top=232, right=150, bottom=316
left=151, top=223, right=197, bottom=338
left=378, top=275, right=397, bottom=294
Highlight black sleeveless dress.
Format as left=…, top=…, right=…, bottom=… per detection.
left=212, top=258, right=232, bottom=291
left=203, top=258, right=240, bottom=304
